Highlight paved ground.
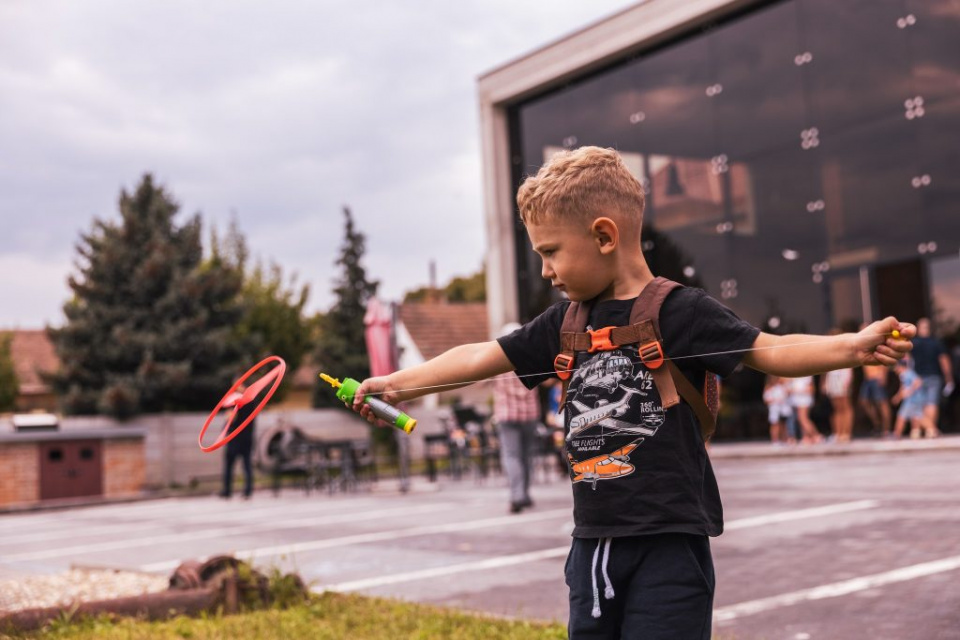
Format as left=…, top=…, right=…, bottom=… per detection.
left=2, top=437, right=959, bottom=639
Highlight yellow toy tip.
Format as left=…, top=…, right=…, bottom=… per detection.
left=319, top=373, right=341, bottom=388
left=892, top=330, right=901, bottom=339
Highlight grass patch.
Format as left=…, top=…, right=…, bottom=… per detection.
left=1, top=592, right=566, bottom=640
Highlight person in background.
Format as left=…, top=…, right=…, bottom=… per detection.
left=860, top=355, right=892, bottom=437
left=911, top=318, right=954, bottom=431
left=493, top=323, right=542, bottom=514
left=789, top=376, right=822, bottom=444
left=892, top=358, right=939, bottom=439
left=821, top=332, right=854, bottom=442
left=543, top=378, right=568, bottom=476
left=763, top=375, right=792, bottom=445
left=220, top=384, right=257, bottom=500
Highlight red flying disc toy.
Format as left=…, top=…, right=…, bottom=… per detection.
left=199, top=356, right=286, bottom=453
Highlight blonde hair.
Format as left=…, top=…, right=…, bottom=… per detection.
left=516, top=146, right=645, bottom=226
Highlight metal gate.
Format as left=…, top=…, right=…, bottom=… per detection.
left=39, top=440, right=103, bottom=500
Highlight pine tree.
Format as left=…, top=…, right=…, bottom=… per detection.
left=0, top=333, right=18, bottom=412
left=49, top=174, right=247, bottom=418
left=313, top=207, right=379, bottom=407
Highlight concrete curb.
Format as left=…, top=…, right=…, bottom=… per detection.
left=708, top=434, right=960, bottom=459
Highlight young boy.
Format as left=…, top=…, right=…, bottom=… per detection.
left=892, top=358, right=939, bottom=439
left=348, top=147, right=914, bottom=639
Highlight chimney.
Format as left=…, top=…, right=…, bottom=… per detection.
left=428, top=260, right=442, bottom=304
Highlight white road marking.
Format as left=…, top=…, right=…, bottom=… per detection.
left=140, top=508, right=573, bottom=572
left=714, top=554, right=960, bottom=622
left=0, top=498, right=456, bottom=545
left=0, top=503, right=452, bottom=563
left=314, top=501, right=882, bottom=593
left=319, top=547, right=571, bottom=593
left=724, top=500, right=879, bottom=530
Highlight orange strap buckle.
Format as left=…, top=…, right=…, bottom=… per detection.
left=638, top=341, right=665, bottom=369
left=554, top=353, right=574, bottom=380
left=587, top=326, right=617, bottom=353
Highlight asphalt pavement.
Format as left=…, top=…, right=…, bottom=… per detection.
left=1, top=436, right=959, bottom=640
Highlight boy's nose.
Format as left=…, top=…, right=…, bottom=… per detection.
left=541, top=262, right=554, bottom=279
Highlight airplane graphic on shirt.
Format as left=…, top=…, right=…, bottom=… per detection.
left=568, top=438, right=644, bottom=489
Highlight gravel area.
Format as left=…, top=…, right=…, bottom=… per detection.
left=0, top=568, right=169, bottom=614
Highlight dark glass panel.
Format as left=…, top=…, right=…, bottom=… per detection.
left=827, top=270, right=866, bottom=330
left=904, top=0, right=960, bottom=104
left=929, top=254, right=960, bottom=335
left=714, top=143, right=829, bottom=333
left=713, top=1, right=807, bottom=159
left=798, top=0, right=913, bottom=134
left=816, top=112, right=923, bottom=266
left=633, top=34, right=717, bottom=159
left=915, top=97, right=960, bottom=258
left=519, top=61, right=643, bottom=162
left=875, top=259, right=929, bottom=322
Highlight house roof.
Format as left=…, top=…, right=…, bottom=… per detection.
left=398, top=302, right=489, bottom=361
left=6, top=330, right=59, bottom=395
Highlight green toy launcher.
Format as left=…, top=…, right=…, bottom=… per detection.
left=319, top=373, right=418, bottom=433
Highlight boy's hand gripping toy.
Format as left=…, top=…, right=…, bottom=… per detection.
left=319, top=373, right=417, bottom=433
left=198, top=356, right=286, bottom=453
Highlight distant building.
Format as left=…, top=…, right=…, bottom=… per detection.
left=396, top=301, right=491, bottom=410
left=478, top=0, right=960, bottom=437
left=479, top=0, right=960, bottom=336
left=6, top=330, right=59, bottom=413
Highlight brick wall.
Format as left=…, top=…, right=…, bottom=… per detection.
left=0, top=443, right=39, bottom=507
left=103, top=439, right=145, bottom=498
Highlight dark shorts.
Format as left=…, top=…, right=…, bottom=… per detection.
left=859, top=379, right=888, bottom=402
left=565, top=533, right=715, bottom=640
left=918, top=376, right=942, bottom=407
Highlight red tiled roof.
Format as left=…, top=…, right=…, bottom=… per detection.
left=5, top=330, right=59, bottom=395
left=398, top=302, right=489, bottom=361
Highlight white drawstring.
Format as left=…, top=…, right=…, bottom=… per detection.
left=601, top=537, right=615, bottom=600
left=590, top=537, right=615, bottom=618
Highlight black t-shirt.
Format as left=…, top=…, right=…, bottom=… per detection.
left=497, top=286, right=760, bottom=539
left=911, top=337, right=946, bottom=377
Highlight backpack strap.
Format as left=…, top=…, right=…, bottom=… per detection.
left=553, top=276, right=718, bottom=442
left=555, top=300, right=591, bottom=409
left=630, top=277, right=717, bottom=441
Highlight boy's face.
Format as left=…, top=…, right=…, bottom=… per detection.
left=526, top=217, right=613, bottom=302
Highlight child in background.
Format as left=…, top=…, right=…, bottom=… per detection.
left=892, top=358, right=939, bottom=439
left=789, top=376, right=823, bottom=444
left=763, top=375, right=793, bottom=445
left=822, top=365, right=854, bottom=443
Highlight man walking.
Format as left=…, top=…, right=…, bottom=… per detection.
left=912, top=318, right=954, bottom=431
left=494, top=323, right=542, bottom=514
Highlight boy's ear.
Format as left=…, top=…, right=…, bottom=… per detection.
left=591, top=217, right=619, bottom=254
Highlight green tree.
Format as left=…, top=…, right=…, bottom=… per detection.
left=0, top=333, right=18, bottom=412
left=312, top=207, right=379, bottom=408
left=49, top=174, right=247, bottom=418
left=403, top=266, right=486, bottom=303
left=236, top=260, right=311, bottom=374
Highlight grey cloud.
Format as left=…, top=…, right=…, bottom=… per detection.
left=0, top=0, right=637, bottom=326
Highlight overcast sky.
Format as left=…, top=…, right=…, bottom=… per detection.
left=0, top=0, right=638, bottom=328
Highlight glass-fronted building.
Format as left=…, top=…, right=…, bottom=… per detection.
left=479, top=0, right=960, bottom=436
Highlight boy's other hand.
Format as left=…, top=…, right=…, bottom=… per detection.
left=352, top=376, right=396, bottom=427
left=854, top=317, right=915, bottom=367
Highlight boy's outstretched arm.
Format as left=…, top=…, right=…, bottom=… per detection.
left=743, top=317, right=915, bottom=377
left=351, top=341, right=514, bottom=425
